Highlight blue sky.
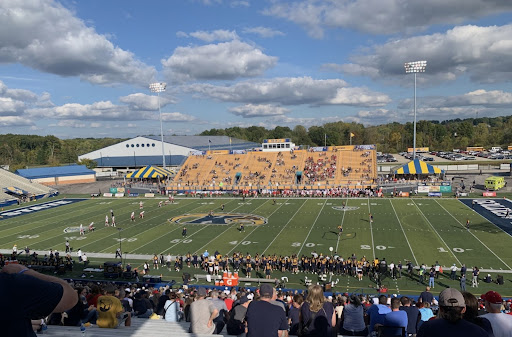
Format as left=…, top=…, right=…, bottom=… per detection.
left=1, top=0, right=512, bottom=139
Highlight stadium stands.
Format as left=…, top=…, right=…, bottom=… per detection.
left=170, top=145, right=377, bottom=191
left=0, top=168, right=55, bottom=205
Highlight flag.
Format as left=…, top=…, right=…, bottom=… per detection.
left=208, top=139, right=212, bottom=143
left=350, top=132, right=355, bottom=138
left=229, top=137, right=232, bottom=144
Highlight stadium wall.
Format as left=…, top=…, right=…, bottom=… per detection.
left=34, top=174, right=96, bottom=186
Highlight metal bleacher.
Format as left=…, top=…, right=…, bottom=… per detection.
left=0, top=168, right=53, bottom=199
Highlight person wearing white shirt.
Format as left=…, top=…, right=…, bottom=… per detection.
left=480, top=291, right=512, bottom=337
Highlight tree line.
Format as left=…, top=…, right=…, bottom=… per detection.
left=200, top=116, right=512, bottom=153
left=1, top=116, right=511, bottom=171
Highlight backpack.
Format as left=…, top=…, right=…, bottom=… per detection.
left=299, top=310, right=317, bottom=337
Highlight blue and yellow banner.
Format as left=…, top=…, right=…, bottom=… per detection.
left=394, top=159, right=443, bottom=175
left=126, top=166, right=171, bottom=179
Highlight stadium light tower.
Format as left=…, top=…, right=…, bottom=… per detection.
left=404, top=61, right=427, bottom=160
left=149, top=82, right=167, bottom=169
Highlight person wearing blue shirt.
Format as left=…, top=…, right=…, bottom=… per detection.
left=375, top=297, right=408, bottom=336
left=366, top=295, right=391, bottom=334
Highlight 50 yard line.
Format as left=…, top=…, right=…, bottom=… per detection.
left=335, top=198, right=348, bottom=253
left=367, top=198, right=375, bottom=260
left=297, top=199, right=327, bottom=257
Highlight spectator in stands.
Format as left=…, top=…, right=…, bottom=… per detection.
left=417, top=302, right=434, bottom=329
left=133, top=291, right=153, bottom=318
left=461, top=291, right=494, bottom=336
left=480, top=291, right=512, bottom=337
left=288, top=294, right=303, bottom=336
left=246, top=284, right=288, bottom=337
left=375, top=297, right=408, bottom=336
left=418, top=286, right=434, bottom=305
left=399, top=296, right=420, bottom=336
left=163, top=291, right=180, bottom=322
left=417, top=288, right=488, bottom=337
left=0, top=263, right=77, bottom=336
left=300, top=284, right=336, bottom=337
left=365, top=295, right=390, bottom=335
left=156, top=288, right=170, bottom=316
left=96, top=284, right=131, bottom=328
left=226, top=295, right=251, bottom=336
left=208, top=289, right=229, bottom=334
left=339, top=294, right=367, bottom=336
left=190, top=287, right=219, bottom=334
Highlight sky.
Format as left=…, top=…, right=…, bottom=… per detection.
left=1, top=0, right=512, bottom=139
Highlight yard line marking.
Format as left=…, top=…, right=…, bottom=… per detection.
left=335, top=198, right=348, bottom=253
left=435, top=199, right=511, bottom=270
left=367, top=198, right=375, bottom=260
left=95, top=199, right=204, bottom=253
left=152, top=199, right=252, bottom=255
left=412, top=200, right=461, bottom=265
left=194, top=199, right=270, bottom=253
left=227, top=199, right=290, bottom=254
left=6, top=198, right=141, bottom=249
left=389, top=199, right=418, bottom=266
left=297, top=199, right=327, bottom=257
left=262, top=199, right=309, bottom=255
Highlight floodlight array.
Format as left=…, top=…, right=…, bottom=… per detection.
left=404, top=61, right=427, bottom=73
left=149, top=82, right=167, bottom=93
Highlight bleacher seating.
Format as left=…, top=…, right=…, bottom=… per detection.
left=43, top=318, right=230, bottom=336
left=171, top=146, right=377, bottom=191
left=0, top=168, right=54, bottom=202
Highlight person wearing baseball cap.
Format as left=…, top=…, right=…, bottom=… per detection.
left=245, top=284, right=288, bottom=337
left=417, top=288, right=488, bottom=337
left=480, top=291, right=512, bottom=337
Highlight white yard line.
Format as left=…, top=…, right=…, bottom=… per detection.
left=435, top=199, right=511, bottom=270
left=296, top=199, right=327, bottom=256
left=194, top=199, right=269, bottom=253
left=367, top=198, right=376, bottom=260
left=155, top=198, right=258, bottom=256
left=389, top=199, right=418, bottom=266
left=335, top=198, right=348, bottom=253
left=95, top=202, right=198, bottom=253
left=412, top=200, right=461, bottom=265
left=226, top=200, right=289, bottom=255
left=262, top=199, right=308, bottom=255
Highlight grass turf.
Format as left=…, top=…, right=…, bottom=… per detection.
left=1, top=195, right=511, bottom=296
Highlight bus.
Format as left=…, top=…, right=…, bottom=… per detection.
left=484, top=176, right=506, bottom=191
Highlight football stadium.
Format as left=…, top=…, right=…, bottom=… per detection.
left=2, top=138, right=512, bottom=299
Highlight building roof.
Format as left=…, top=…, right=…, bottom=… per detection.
left=15, top=165, right=96, bottom=179
left=94, top=155, right=187, bottom=168
left=144, top=135, right=259, bottom=151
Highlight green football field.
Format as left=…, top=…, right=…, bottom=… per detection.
left=1, top=196, right=512, bottom=295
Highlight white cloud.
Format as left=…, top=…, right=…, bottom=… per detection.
left=119, top=93, right=175, bottom=111
left=162, top=40, right=277, bottom=82
left=0, top=0, right=156, bottom=85
left=0, top=98, right=25, bottom=116
left=185, top=76, right=390, bottom=106
left=161, top=112, right=197, bottom=122
left=0, top=116, right=33, bottom=126
left=333, top=24, right=512, bottom=84
left=184, top=30, right=239, bottom=42
left=263, top=0, right=512, bottom=37
left=242, top=27, right=285, bottom=38
left=230, top=104, right=289, bottom=117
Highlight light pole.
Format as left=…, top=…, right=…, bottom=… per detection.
left=149, top=82, right=167, bottom=169
left=404, top=61, right=427, bottom=160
